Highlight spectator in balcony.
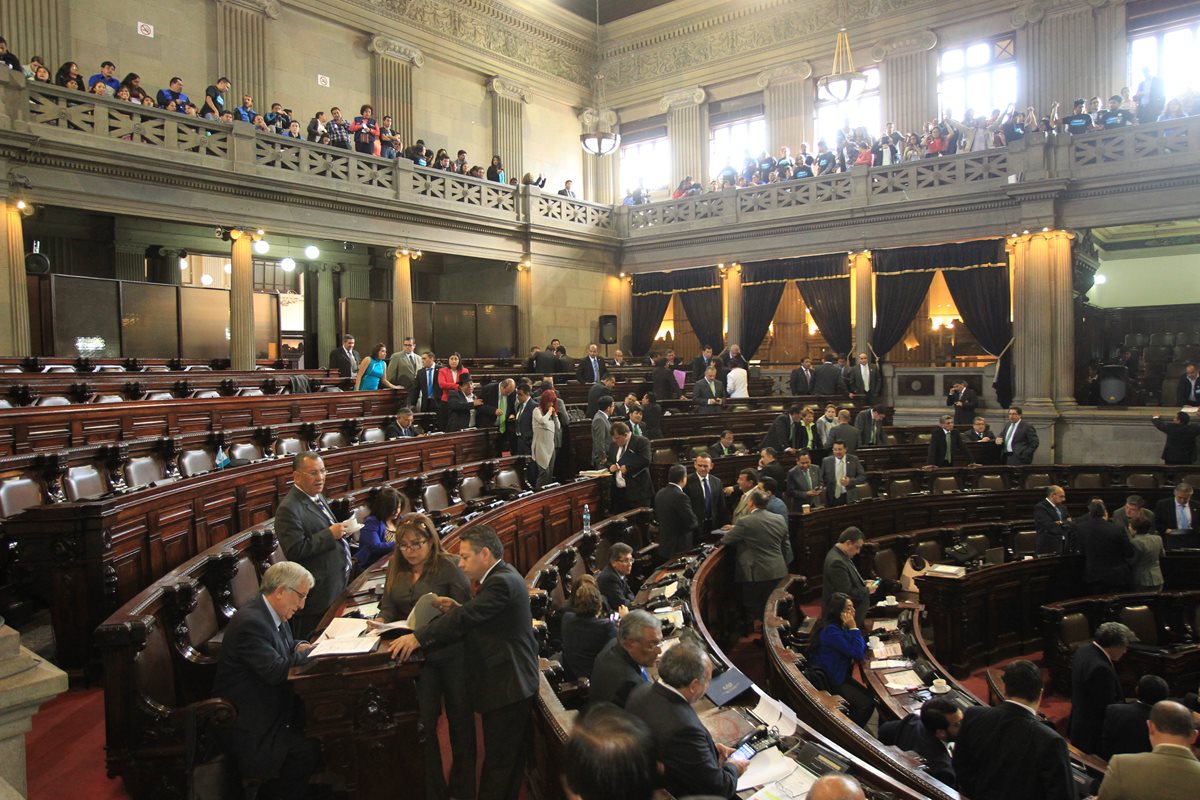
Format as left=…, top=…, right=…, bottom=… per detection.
left=672, top=176, right=701, bottom=198
left=378, top=116, right=399, bottom=158
left=264, top=103, right=290, bottom=133
left=32, top=64, right=50, bottom=83
left=326, top=107, right=352, bottom=150
left=0, top=38, right=21, bottom=72
left=1086, top=95, right=1103, bottom=124
left=115, top=85, right=139, bottom=104
left=558, top=180, right=576, bottom=198
left=233, top=94, right=257, bottom=123
left=1061, top=98, right=1094, bottom=135
left=1118, top=86, right=1135, bottom=112
left=22, top=55, right=44, bottom=80
left=353, top=486, right=401, bottom=573
left=89, top=80, right=110, bottom=98
left=814, top=140, right=838, bottom=175
left=1135, top=67, right=1166, bottom=124
left=521, top=172, right=546, bottom=188
left=306, top=110, right=326, bottom=142
left=54, top=61, right=82, bottom=90
left=118, top=73, right=146, bottom=102
left=872, top=133, right=898, bottom=165
left=901, top=133, right=922, bottom=162
left=469, top=165, right=485, bottom=179
left=201, top=77, right=230, bottom=118
left=156, top=77, right=188, bottom=110
left=1159, top=98, right=1188, bottom=123
left=757, top=150, right=777, bottom=180
left=1098, top=95, right=1135, bottom=130
left=87, top=61, right=120, bottom=94
left=487, top=155, right=506, bottom=183
left=218, top=109, right=233, bottom=122
left=350, top=104, right=380, bottom=155
left=251, top=114, right=271, bottom=134
left=185, top=103, right=200, bottom=117
left=356, top=343, right=398, bottom=392
left=453, top=149, right=469, bottom=173
left=282, top=120, right=303, bottom=139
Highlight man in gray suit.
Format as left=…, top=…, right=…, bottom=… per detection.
left=693, top=365, right=725, bottom=414
left=328, top=333, right=359, bottom=378
left=384, top=336, right=421, bottom=393
left=786, top=451, right=824, bottom=510
left=848, top=352, right=881, bottom=404
left=829, top=409, right=861, bottom=454
left=1097, top=700, right=1200, bottom=800
left=854, top=406, right=886, bottom=447
left=821, top=526, right=877, bottom=627
left=592, top=395, right=614, bottom=468
left=721, top=490, right=790, bottom=627
left=820, top=441, right=867, bottom=506
left=275, top=452, right=353, bottom=639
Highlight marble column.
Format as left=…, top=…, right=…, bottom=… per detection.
left=579, top=108, right=619, bottom=204
left=617, top=275, right=633, bottom=354
left=367, top=34, right=423, bottom=148
left=726, top=267, right=743, bottom=352
left=851, top=251, right=873, bottom=358
left=1048, top=230, right=1077, bottom=409
left=0, top=0, right=68, bottom=71
left=391, top=250, right=414, bottom=346
left=1013, top=0, right=1123, bottom=117
left=517, top=265, right=533, bottom=354
left=315, top=263, right=337, bottom=369
left=0, top=201, right=31, bottom=357
left=229, top=235, right=254, bottom=370
left=113, top=243, right=146, bottom=282
left=758, top=62, right=813, bottom=154
left=660, top=87, right=707, bottom=191
left=1008, top=232, right=1070, bottom=409
left=487, top=77, right=527, bottom=184
left=214, top=0, right=276, bottom=112
left=872, top=30, right=938, bottom=133
left=0, top=625, right=67, bottom=797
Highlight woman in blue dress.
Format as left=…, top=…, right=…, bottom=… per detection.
left=355, top=342, right=398, bottom=391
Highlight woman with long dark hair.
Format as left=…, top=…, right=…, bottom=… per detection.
left=532, top=388, right=559, bottom=489
left=352, top=486, right=401, bottom=572
left=811, top=592, right=874, bottom=727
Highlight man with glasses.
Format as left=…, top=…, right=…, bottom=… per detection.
left=385, top=336, right=422, bottom=393
left=588, top=610, right=663, bottom=708
left=275, top=452, right=354, bottom=638
left=213, top=561, right=322, bottom=798
left=597, top=542, right=637, bottom=613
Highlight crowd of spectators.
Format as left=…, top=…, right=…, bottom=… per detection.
left=0, top=37, right=583, bottom=194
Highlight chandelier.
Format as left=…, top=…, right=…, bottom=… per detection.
left=579, top=0, right=621, bottom=156
left=817, top=27, right=867, bottom=103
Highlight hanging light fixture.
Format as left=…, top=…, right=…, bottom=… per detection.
left=817, top=12, right=867, bottom=104
left=579, top=0, right=621, bottom=156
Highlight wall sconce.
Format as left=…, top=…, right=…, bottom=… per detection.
left=398, top=245, right=423, bottom=261
left=517, top=257, right=531, bottom=272
left=14, top=199, right=35, bottom=217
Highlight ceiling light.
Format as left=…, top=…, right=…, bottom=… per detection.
left=200, top=273, right=214, bottom=286
left=253, top=239, right=270, bottom=255
left=1094, top=274, right=1107, bottom=285
left=279, top=257, right=296, bottom=272
left=304, top=245, right=320, bottom=260
left=223, top=263, right=232, bottom=274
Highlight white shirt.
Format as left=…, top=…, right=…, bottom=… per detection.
left=655, top=678, right=690, bottom=703
left=480, top=558, right=502, bottom=585
left=859, top=364, right=870, bottom=390
left=726, top=367, right=748, bottom=398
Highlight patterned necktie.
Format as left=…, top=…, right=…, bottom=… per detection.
left=836, top=459, right=845, bottom=498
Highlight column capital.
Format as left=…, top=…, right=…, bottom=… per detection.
left=659, top=86, right=706, bottom=112
left=366, top=34, right=425, bottom=68
left=215, top=0, right=280, bottom=19
left=1004, top=228, right=1075, bottom=251
left=487, top=76, right=529, bottom=103
left=869, top=29, right=937, bottom=62
left=756, top=61, right=812, bottom=89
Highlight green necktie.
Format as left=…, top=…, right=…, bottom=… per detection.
left=499, top=394, right=507, bottom=433
left=945, top=430, right=952, bottom=464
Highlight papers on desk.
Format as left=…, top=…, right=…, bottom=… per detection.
left=653, top=607, right=685, bottom=628
left=737, top=747, right=797, bottom=791
left=884, top=669, right=926, bottom=692
left=746, top=762, right=821, bottom=799
left=872, top=618, right=899, bottom=631
left=361, top=574, right=387, bottom=592
left=751, top=693, right=798, bottom=736
left=307, top=634, right=379, bottom=658
left=321, top=617, right=371, bottom=640
left=366, top=592, right=441, bottom=635
left=348, top=600, right=380, bottom=618
left=871, top=642, right=903, bottom=659
left=648, top=580, right=678, bottom=600
left=870, top=659, right=911, bottom=669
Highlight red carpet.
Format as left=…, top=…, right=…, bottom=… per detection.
left=26, top=688, right=127, bottom=799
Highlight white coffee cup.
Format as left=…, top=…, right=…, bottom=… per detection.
left=801, top=504, right=812, bottom=514
left=868, top=636, right=882, bottom=649
left=885, top=595, right=897, bottom=605
left=931, top=678, right=950, bottom=693
left=342, top=516, right=362, bottom=534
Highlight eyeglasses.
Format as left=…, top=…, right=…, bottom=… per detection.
left=286, top=586, right=309, bottom=601
left=614, top=556, right=634, bottom=564
left=398, top=540, right=430, bottom=552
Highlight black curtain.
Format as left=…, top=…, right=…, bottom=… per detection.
left=741, top=255, right=849, bottom=358
left=631, top=267, right=721, bottom=356
left=676, top=267, right=724, bottom=351
left=942, top=262, right=1014, bottom=407
left=871, top=272, right=935, bottom=359
left=797, top=278, right=852, bottom=356
left=631, top=294, right=671, bottom=356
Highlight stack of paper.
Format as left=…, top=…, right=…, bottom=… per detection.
left=872, top=618, right=899, bottom=631
left=871, top=642, right=903, bottom=658
left=648, top=581, right=678, bottom=600
left=870, top=659, right=910, bottom=669
left=884, top=669, right=925, bottom=691
left=737, top=747, right=798, bottom=791
left=751, top=693, right=798, bottom=736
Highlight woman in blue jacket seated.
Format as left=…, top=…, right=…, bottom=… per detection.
left=812, top=592, right=875, bottom=727
left=559, top=574, right=617, bottom=681
left=352, top=486, right=401, bottom=572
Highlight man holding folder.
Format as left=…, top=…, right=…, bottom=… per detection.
left=607, top=421, right=653, bottom=512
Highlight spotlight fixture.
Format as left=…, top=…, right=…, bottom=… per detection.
left=279, top=257, right=296, bottom=272
left=179, top=259, right=188, bottom=271
left=223, top=263, right=232, bottom=274
left=304, top=244, right=320, bottom=260
left=618, top=271, right=626, bottom=278
left=200, top=273, right=214, bottom=286
left=253, top=239, right=270, bottom=255
left=228, top=228, right=242, bottom=241
left=397, top=245, right=423, bottom=261
left=1094, top=274, right=1107, bottom=285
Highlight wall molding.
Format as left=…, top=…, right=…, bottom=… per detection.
left=366, top=34, right=426, bottom=67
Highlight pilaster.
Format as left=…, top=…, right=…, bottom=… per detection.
left=0, top=0, right=68, bottom=72
left=517, top=265, right=533, bottom=354
left=617, top=274, right=633, bottom=354
left=229, top=235, right=254, bottom=370
left=368, top=34, right=424, bottom=148
left=113, top=243, right=146, bottom=283
left=487, top=77, right=528, bottom=184
left=215, top=0, right=277, bottom=113
left=0, top=201, right=31, bottom=357
left=872, top=30, right=938, bottom=134
left=660, top=87, right=707, bottom=190
left=315, top=263, right=337, bottom=369
left=851, top=251, right=873, bottom=358
left=725, top=266, right=742, bottom=353
left=1008, top=231, right=1073, bottom=411
left=391, top=250, right=414, bottom=348
left=1013, top=0, right=1122, bottom=116
left=1049, top=229, right=1077, bottom=409
left=757, top=62, right=813, bottom=154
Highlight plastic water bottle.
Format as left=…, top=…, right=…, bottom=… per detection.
left=582, top=504, right=592, bottom=534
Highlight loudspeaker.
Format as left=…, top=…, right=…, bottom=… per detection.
left=1097, top=365, right=1128, bottom=405
left=598, top=315, right=617, bottom=345
left=25, top=252, right=50, bottom=274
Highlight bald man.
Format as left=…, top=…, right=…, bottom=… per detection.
left=810, top=774, right=867, bottom=800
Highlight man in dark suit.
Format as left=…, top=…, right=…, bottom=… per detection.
left=1033, top=485, right=1073, bottom=555
left=761, top=406, right=804, bottom=452
left=591, top=396, right=613, bottom=468
left=719, top=343, right=749, bottom=373
left=684, top=454, right=727, bottom=536
left=1176, top=362, right=1200, bottom=405
left=626, top=643, right=747, bottom=798
left=690, top=345, right=717, bottom=383
left=275, top=452, right=352, bottom=639
left=1151, top=412, right=1200, bottom=464
left=213, top=562, right=321, bottom=798
left=477, top=378, right=517, bottom=452
left=811, top=355, right=847, bottom=395
left=693, top=365, right=725, bottom=414
left=789, top=357, right=815, bottom=395
left=854, top=406, right=886, bottom=447
left=721, top=490, right=790, bottom=624
left=445, top=374, right=480, bottom=432
left=926, top=414, right=974, bottom=467
left=328, top=333, right=359, bottom=378
left=757, top=447, right=787, bottom=487
left=384, top=336, right=421, bottom=394
left=967, top=416, right=995, bottom=442
left=878, top=698, right=962, bottom=789
left=1153, top=481, right=1200, bottom=549
left=1075, top=499, right=1134, bottom=593
left=588, top=610, right=662, bottom=708
left=821, top=526, right=876, bottom=627
left=383, top=407, right=423, bottom=438
left=608, top=422, right=653, bottom=513
left=586, top=375, right=617, bottom=418
left=946, top=381, right=978, bottom=425
left=576, top=343, right=608, bottom=384
left=1100, top=674, right=1170, bottom=759
left=531, top=346, right=559, bottom=375
left=999, top=406, right=1039, bottom=465
left=413, top=351, right=440, bottom=415
left=1070, top=622, right=1137, bottom=755
left=787, top=451, right=824, bottom=510
left=828, top=409, right=861, bottom=453
left=820, top=441, right=867, bottom=506
left=848, top=352, right=882, bottom=404
left=708, top=429, right=738, bottom=459
left=653, top=464, right=698, bottom=559
left=953, top=659, right=1074, bottom=800
left=512, top=384, right=536, bottom=457
left=596, top=543, right=636, bottom=612
left=392, top=526, right=540, bottom=800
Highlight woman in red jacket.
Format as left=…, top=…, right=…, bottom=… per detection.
left=435, top=353, right=469, bottom=431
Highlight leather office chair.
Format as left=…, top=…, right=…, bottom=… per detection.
left=65, top=465, right=108, bottom=501
left=0, top=477, right=45, bottom=518
left=1118, top=605, right=1158, bottom=646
